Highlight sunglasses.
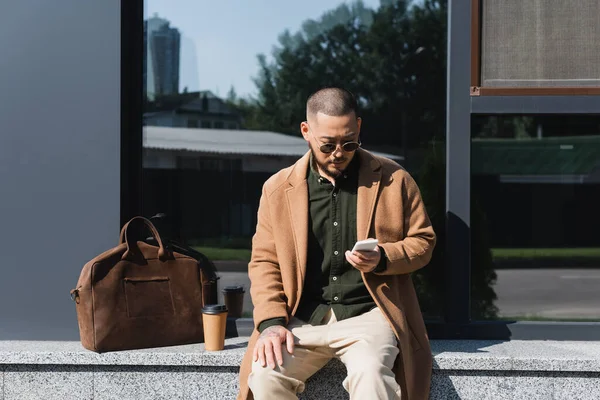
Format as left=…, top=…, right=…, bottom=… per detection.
left=309, top=130, right=361, bottom=154
left=317, top=141, right=362, bottom=154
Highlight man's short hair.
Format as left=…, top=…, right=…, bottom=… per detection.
left=306, top=87, right=359, bottom=118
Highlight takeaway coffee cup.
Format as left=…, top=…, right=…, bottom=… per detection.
left=202, top=304, right=228, bottom=351
left=222, top=285, right=245, bottom=318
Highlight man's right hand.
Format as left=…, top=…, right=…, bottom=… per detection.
left=253, top=325, right=295, bottom=369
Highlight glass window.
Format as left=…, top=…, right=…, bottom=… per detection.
left=143, top=0, right=448, bottom=318
left=471, top=115, right=600, bottom=321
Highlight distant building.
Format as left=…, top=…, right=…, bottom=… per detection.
left=142, top=125, right=404, bottom=172
left=472, top=136, right=600, bottom=184
left=144, top=91, right=243, bottom=130
left=141, top=126, right=404, bottom=239
left=144, top=14, right=180, bottom=99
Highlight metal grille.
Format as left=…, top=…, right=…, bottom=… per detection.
left=481, top=0, right=600, bottom=88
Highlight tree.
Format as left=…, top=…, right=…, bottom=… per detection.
left=246, top=3, right=376, bottom=135
left=226, top=86, right=237, bottom=104
left=238, top=0, right=446, bottom=150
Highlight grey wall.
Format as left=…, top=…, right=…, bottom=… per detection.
left=0, top=0, right=121, bottom=339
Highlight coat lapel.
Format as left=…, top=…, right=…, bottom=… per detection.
left=285, top=152, right=310, bottom=292
left=283, top=150, right=381, bottom=294
left=357, top=149, right=382, bottom=241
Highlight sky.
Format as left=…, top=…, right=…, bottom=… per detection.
left=146, top=0, right=382, bottom=98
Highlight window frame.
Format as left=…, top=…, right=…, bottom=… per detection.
left=121, top=0, right=144, bottom=227
left=470, top=0, right=600, bottom=97
left=124, top=0, right=600, bottom=340
left=448, top=0, right=600, bottom=340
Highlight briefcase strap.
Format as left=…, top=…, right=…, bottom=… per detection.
left=119, top=216, right=168, bottom=261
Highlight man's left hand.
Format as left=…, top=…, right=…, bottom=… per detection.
left=345, top=246, right=381, bottom=273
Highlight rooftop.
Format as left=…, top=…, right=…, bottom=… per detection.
left=143, top=126, right=404, bottom=161
left=472, top=135, right=600, bottom=176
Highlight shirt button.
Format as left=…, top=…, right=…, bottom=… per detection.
left=334, top=251, right=339, bottom=256
left=333, top=221, right=338, bottom=226
left=332, top=276, right=338, bottom=281
left=333, top=296, right=339, bottom=301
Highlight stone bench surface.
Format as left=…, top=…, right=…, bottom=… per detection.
left=1, top=339, right=600, bottom=372
left=2, top=339, right=600, bottom=399
left=0, top=337, right=250, bottom=367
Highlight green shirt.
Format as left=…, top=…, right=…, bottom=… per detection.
left=257, top=155, right=385, bottom=332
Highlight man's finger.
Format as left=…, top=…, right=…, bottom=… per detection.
left=253, top=342, right=258, bottom=362
left=257, top=342, right=266, bottom=367
left=345, top=251, right=358, bottom=266
left=286, top=330, right=295, bottom=354
left=358, top=255, right=377, bottom=265
left=350, top=255, right=371, bottom=269
left=272, top=338, right=283, bottom=366
left=264, top=340, right=276, bottom=369
left=353, top=250, right=377, bottom=261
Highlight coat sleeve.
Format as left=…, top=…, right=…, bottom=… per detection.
left=376, top=171, right=436, bottom=276
left=248, top=184, right=289, bottom=330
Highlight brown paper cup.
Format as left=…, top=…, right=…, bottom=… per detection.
left=202, top=304, right=228, bottom=351
left=222, top=286, right=245, bottom=318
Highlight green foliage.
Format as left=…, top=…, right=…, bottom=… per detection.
left=492, top=247, right=600, bottom=259
left=192, top=246, right=251, bottom=262
left=473, top=116, right=535, bottom=139
left=229, top=0, right=447, bottom=148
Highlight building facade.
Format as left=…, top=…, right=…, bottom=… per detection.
left=144, top=13, right=180, bottom=99
left=1, top=0, right=599, bottom=343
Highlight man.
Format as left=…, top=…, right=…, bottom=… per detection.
left=237, top=87, right=436, bottom=400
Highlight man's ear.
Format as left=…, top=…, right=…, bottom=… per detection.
left=356, top=117, right=362, bottom=133
left=300, top=121, right=310, bottom=142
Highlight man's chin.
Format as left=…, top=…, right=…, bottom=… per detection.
left=328, top=163, right=347, bottom=176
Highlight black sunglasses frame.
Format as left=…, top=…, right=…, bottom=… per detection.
left=307, top=126, right=362, bottom=154
left=317, top=141, right=362, bottom=154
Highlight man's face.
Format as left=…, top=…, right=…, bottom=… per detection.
left=300, top=112, right=362, bottom=179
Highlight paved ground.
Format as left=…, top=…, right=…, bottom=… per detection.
left=215, top=265, right=600, bottom=321
left=495, top=268, right=600, bottom=320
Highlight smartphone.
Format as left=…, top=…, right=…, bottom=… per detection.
left=351, top=238, right=379, bottom=252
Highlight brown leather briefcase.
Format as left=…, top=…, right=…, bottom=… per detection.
left=71, top=216, right=209, bottom=352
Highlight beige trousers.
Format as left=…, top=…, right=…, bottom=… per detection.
left=248, top=307, right=401, bottom=400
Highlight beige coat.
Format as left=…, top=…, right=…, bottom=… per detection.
left=237, top=149, right=436, bottom=400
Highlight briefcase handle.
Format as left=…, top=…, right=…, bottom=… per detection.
left=119, top=216, right=167, bottom=261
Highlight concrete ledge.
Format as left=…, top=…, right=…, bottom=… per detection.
left=0, top=337, right=250, bottom=367
left=431, top=341, right=600, bottom=399
left=431, top=340, right=600, bottom=372
left=1, top=339, right=600, bottom=399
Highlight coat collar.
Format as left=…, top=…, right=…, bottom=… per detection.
left=286, top=148, right=381, bottom=187
left=284, top=149, right=383, bottom=288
